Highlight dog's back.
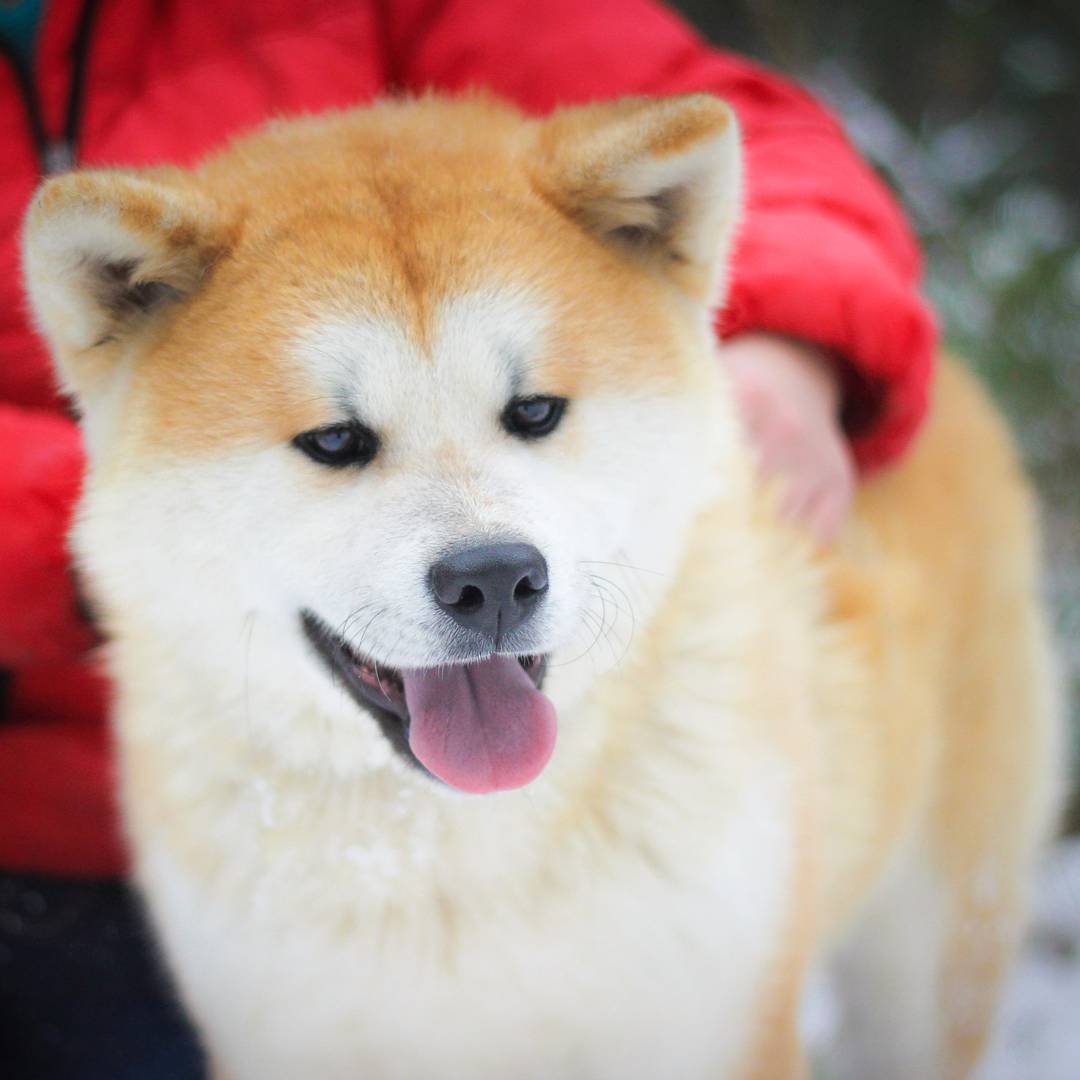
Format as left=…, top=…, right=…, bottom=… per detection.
left=819, top=357, right=1061, bottom=1076
left=612, top=353, right=1061, bottom=1078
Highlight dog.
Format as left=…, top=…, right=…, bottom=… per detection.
left=23, top=93, right=1062, bottom=1079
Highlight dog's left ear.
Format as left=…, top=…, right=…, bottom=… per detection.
left=22, top=169, right=234, bottom=401
left=533, top=94, right=741, bottom=307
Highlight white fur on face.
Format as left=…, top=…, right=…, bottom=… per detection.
left=78, top=282, right=729, bottom=768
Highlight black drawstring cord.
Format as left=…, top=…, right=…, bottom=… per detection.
left=1, top=0, right=102, bottom=175
left=0, top=668, right=10, bottom=725
left=0, top=36, right=50, bottom=169
left=58, top=0, right=101, bottom=172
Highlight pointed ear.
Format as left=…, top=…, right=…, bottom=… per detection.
left=532, top=94, right=741, bottom=307
left=22, top=170, right=234, bottom=399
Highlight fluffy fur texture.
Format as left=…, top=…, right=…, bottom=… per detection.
left=23, top=94, right=1061, bottom=1078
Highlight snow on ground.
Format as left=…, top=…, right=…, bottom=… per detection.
left=979, top=838, right=1080, bottom=1080
left=807, top=839, right=1080, bottom=1078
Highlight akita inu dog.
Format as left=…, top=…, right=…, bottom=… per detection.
left=23, top=93, right=1061, bottom=1079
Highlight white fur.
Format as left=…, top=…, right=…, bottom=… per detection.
left=64, top=269, right=798, bottom=1076
left=143, top=753, right=794, bottom=1079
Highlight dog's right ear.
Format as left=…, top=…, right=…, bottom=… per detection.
left=532, top=94, right=741, bottom=309
left=22, top=171, right=234, bottom=401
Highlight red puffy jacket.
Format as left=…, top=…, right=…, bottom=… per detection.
left=0, top=0, right=936, bottom=876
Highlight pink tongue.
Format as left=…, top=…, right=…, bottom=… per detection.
left=402, top=657, right=557, bottom=794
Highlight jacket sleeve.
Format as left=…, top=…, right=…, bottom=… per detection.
left=377, top=0, right=937, bottom=471
left=0, top=403, right=98, bottom=668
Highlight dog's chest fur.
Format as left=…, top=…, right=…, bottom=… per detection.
left=139, top=752, right=793, bottom=1080
left=116, top=564, right=803, bottom=1080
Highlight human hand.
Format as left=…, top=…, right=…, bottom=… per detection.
left=722, top=332, right=856, bottom=542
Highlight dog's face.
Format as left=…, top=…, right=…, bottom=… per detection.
left=24, top=95, right=742, bottom=793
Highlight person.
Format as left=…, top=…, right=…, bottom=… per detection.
left=0, top=0, right=936, bottom=1074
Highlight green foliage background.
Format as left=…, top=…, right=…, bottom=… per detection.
left=674, top=0, right=1079, bottom=825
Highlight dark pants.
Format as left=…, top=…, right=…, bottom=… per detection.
left=0, top=874, right=204, bottom=1079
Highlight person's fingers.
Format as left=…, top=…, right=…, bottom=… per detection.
left=821, top=459, right=856, bottom=539
left=769, top=429, right=855, bottom=540
left=721, top=333, right=856, bottom=541
left=780, top=460, right=825, bottom=526
left=780, top=482, right=813, bottom=526
left=806, top=488, right=846, bottom=542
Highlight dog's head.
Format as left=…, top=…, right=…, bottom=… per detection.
left=23, top=94, right=742, bottom=793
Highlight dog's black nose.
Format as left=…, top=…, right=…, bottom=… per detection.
left=430, top=542, right=548, bottom=644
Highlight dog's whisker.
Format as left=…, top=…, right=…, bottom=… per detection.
left=589, top=585, right=612, bottom=672
left=549, top=602, right=609, bottom=669
left=375, top=626, right=409, bottom=698
left=588, top=574, right=637, bottom=669
left=579, top=604, right=609, bottom=674
left=586, top=583, right=624, bottom=669
left=578, top=558, right=667, bottom=579
left=347, top=607, right=386, bottom=661
left=588, top=577, right=633, bottom=623
left=338, top=599, right=378, bottom=642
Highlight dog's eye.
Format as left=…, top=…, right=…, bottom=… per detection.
left=293, top=422, right=378, bottom=468
left=502, top=395, right=567, bottom=439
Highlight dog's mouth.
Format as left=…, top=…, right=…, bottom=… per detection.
left=301, top=612, right=556, bottom=793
